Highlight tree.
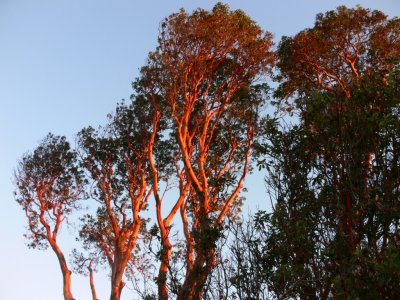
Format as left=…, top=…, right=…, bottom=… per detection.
left=258, top=123, right=333, bottom=299
left=276, top=5, right=400, bottom=99
left=259, top=72, right=400, bottom=297
left=256, top=6, right=400, bottom=298
left=140, top=3, right=274, bottom=299
left=14, top=133, right=84, bottom=300
left=76, top=97, right=155, bottom=300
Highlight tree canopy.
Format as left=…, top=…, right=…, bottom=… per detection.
left=14, top=4, right=400, bottom=300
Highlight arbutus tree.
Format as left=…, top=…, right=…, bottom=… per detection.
left=276, top=5, right=400, bottom=99
left=76, top=97, right=156, bottom=300
left=14, top=134, right=84, bottom=300
left=257, top=122, right=334, bottom=299
left=14, top=4, right=400, bottom=300
left=275, top=5, right=400, bottom=254
left=257, top=6, right=400, bottom=298
left=258, top=69, right=400, bottom=298
left=141, top=3, right=274, bottom=299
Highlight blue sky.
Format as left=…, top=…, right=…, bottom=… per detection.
left=1, top=1, right=398, bottom=299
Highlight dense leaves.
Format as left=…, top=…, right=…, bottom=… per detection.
left=254, top=74, right=400, bottom=299
left=276, top=6, right=400, bottom=98
left=14, top=4, right=400, bottom=300
left=139, top=3, right=274, bottom=299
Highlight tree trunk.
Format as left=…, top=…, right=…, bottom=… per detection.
left=51, top=243, right=75, bottom=300
left=178, top=262, right=206, bottom=300
left=110, top=266, right=125, bottom=300
left=178, top=262, right=203, bottom=300
left=178, top=249, right=216, bottom=300
left=110, top=284, right=124, bottom=300
left=88, top=261, right=98, bottom=300
left=62, top=268, right=74, bottom=300
left=158, top=235, right=172, bottom=300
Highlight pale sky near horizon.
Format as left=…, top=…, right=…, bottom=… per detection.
left=1, top=1, right=398, bottom=299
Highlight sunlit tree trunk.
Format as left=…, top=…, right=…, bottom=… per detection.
left=178, top=202, right=218, bottom=300
left=110, top=282, right=124, bottom=300
left=88, top=261, right=98, bottom=300
left=157, top=233, right=172, bottom=300
left=50, top=243, right=75, bottom=300
left=61, top=267, right=74, bottom=300
left=147, top=103, right=190, bottom=300
left=110, top=259, right=126, bottom=300
left=178, top=249, right=216, bottom=300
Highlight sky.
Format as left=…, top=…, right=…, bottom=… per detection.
left=0, top=1, right=398, bottom=299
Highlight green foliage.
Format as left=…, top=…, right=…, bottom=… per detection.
left=14, top=4, right=400, bottom=299
left=257, top=51, right=400, bottom=300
